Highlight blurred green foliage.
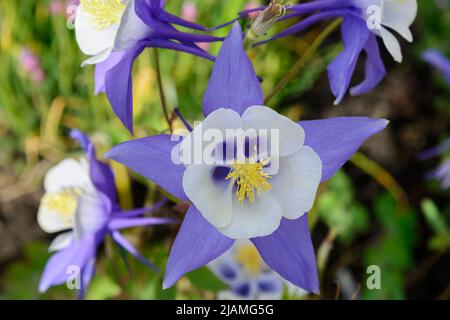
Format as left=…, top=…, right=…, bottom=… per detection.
left=317, top=171, right=370, bottom=243
left=363, top=194, right=418, bottom=299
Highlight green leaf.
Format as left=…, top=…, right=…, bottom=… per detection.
left=186, top=267, right=227, bottom=292
left=86, top=275, right=122, bottom=300
left=421, top=198, right=448, bottom=235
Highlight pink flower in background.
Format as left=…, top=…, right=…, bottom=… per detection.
left=245, top=1, right=261, bottom=19
left=49, top=0, right=78, bottom=16
left=49, top=0, right=65, bottom=15
left=181, top=2, right=198, bottom=23
left=20, top=48, right=45, bottom=83
left=196, top=42, right=210, bottom=52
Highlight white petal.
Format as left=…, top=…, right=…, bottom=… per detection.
left=179, top=108, right=243, bottom=166
left=382, top=0, right=417, bottom=42
left=113, top=0, right=151, bottom=51
left=242, top=105, right=305, bottom=157
left=182, top=164, right=234, bottom=228
left=81, top=48, right=112, bottom=67
left=48, top=232, right=74, bottom=252
left=255, top=273, right=284, bottom=300
left=74, top=191, right=111, bottom=239
left=269, top=146, right=322, bottom=220
left=43, top=158, right=93, bottom=193
left=380, top=26, right=403, bottom=62
left=38, top=201, right=75, bottom=233
left=75, top=5, right=118, bottom=56
left=219, top=193, right=282, bottom=239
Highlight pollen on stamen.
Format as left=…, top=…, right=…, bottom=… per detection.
left=80, top=0, right=126, bottom=31
left=41, top=188, right=81, bottom=222
left=226, top=159, right=272, bottom=204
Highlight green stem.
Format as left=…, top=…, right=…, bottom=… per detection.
left=153, top=48, right=173, bottom=133
left=350, top=152, right=409, bottom=209
left=264, top=18, right=342, bottom=104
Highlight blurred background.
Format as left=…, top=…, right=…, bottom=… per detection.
left=0, top=0, right=449, bottom=299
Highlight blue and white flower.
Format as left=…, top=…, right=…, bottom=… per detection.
left=38, top=129, right=174, bottom=298
left=209, top=240, right=307, bottom=299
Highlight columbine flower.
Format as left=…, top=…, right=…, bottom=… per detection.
left=209, top=240, right=306, bottom=299
left=106, top=23, right=387, bottom=293
left=74, top=0, right=222, bottom=132
left=254, top=0, right=417, bottom=104
left=38, top=129, right=173, bottom=298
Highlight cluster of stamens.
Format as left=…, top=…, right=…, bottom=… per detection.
left=80, top=0, right=126, bottom=31
left=41, top=188, right=82, bottom=222
left=226, top=158, right=272, bottom=204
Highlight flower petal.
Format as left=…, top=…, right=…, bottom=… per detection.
left=202, top=22, right=263, bottom=116
left=179, top=108, right=243, bottom=166
left=269, top=146, right=322, bottom=220
left=106, top=134, right=188, bottom=201
left=242, top=105, right=305, bottom=157
left=48, top=232, right=74, bottom=252
left=73, top=191, right=111, bottom=240
left=256, top=273, right=284, bottom=299
left=251, top=215, right=319, bottom=294
left=299, top=117, right=388, bottom=182
left=79, top=257, right=96, bottom=299
left=350, top=33, right=386, bottom=96
left=183, top=164, right=234, bottom=228
left=382, top=0, right=417, bottom=42
left=219, top=193, right=282, bottom=239
left=43, top=158, right=92, bottom=193
left=328, top=15, right=369, bottom=104
left=111, top=231, right=158, bottom=272
left=70, top=129, right=118, bottom=205
left=380, top=26, right=403, bottom=63
left=108, top=216, right=176, bottom=230
left=39, top=235, right=96, bottom=293
left=87, top=146, right=118, bottom=206
left=163, top=205, right=235, bottom=289
left=114, top=0, right=152, bottom=51
left=74, top=5, right=118, bottom=56
left=93, top=51, right=125, bottom=94
left=81, top=48, right=112, bottom=67
left=105, top=42, right=146, bottom=133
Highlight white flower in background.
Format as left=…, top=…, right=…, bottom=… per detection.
left=209, top=240, right=307, bottom=300
left=38, top=158, right=106, bottom=252
left=354, top=0, right=418, bottom=62
left=75, top=0, right=149, bottom=66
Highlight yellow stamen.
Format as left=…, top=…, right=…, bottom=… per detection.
left=226, top=159, right=272, bottom=204
left=235, top=244, right=264, bottom=275
left=80, top=0, right=126, bottom=31
left=41, top=189, right=81, bottom=223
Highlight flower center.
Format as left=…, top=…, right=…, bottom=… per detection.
left=41, top=189, right=81, bottom=223
left=226, top=159, right=272, bottom=204
left=235, top=244, right=264, bottom=275
left=80, top=0, right=126, bottom=31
